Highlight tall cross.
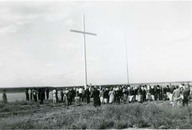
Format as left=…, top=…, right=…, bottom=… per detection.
left=124, top=30, right=129, bottom=84
left=70, top=14, right=97, bottom=89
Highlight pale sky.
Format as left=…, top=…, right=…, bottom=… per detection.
left=0, top=1, right=191, bottom=87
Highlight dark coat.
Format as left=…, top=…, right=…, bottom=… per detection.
left=129, top=88, right=134, bottom=95
left=2, top=92, right=7, bottom=103
left=183, top=88, right=190, bottom=99
left=85, top=88, right=91, bottom=103
left=103, top=90, right=109, bottom=99
left=92, top=89, right=101, bottom=107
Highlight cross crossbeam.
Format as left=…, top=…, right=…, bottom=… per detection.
left=70, top=30, right=97, bottom=36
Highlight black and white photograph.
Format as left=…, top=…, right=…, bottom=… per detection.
left=0, top=0, right=192, bottom=129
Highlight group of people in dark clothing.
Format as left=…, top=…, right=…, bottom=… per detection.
left=25, top=88, right=50, bottom=104
left=22, top=83, right=191, bottom=107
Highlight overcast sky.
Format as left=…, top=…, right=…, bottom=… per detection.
left=0, top=1, right=191, bottom=87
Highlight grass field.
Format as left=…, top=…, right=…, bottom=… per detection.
left=0, top=100, right=192, bottom=129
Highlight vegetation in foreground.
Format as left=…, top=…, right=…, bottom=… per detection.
left=0, top=100, right=192, bottom=129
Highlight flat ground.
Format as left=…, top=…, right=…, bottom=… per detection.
left=0, top=100, right=192, bottom=129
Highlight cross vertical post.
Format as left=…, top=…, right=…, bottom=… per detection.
left=125, top=30, right=129, bottom=84
left=82, top=14, right=88, bottom=90
left=70, top=14, right=97, bottom=89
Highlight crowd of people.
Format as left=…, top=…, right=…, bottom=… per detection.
left=25, top=88, right=50, bottom=104
left=1, top=83, right=189, bottom=107
left=49, top=83, right=191, bottom=107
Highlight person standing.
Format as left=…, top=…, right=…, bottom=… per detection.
left=172, top=86, right=181, bottom=107
left=78, top=87, right=83, bottom=103
left=67, top=89, right=72, bottom=106
left=63, top=89, right=68, bottom=105
left=85, top=87, right=91, bottom=104
left=60, top=89, right=64, bottom=102
left=122, top=86, right=128, bottom=103
left=146, top=86, right=151, bottom=101
left=116, top=87, right=121, bottom=104
left=129, top=87, right=134, bottom=103
left=56, top=89, right=59, bottom=103
left=37, top=88, right=41, bottom=101
left=159, top=86, right=163, bottom=100
left=71, top=88, right=76, bottom=103
left=141, top=86, right=146, bottom=102
left=52, top=89, right=57, bottom=104
left=103, top=88, right=109, bottom=104
left=29, top=89, right=33, bottom=100
left=109, top=88, right=115, bottom=104
left=65, top=88, right=69, bottom=105
left=2, top=89, right=7, bottom=103
left=25, top=88, right=29, bottom=101
left=33, top=89, right=37, bottom=102
left=114, top=87, right=118, bottom=102
left=39, top=88, right=44, bottom=104
left=182, top=85, right=190, bottom=106
left=163, top=86, right=167, bottom=100
left=137, top=86, right=142, bottom=103
left=154, top=85, right=158, bottom=101
left=166, top=85, right=171, bottom=101
left=46, top=88, right=50, bottom=100
left=92, top=86, right=101, bottom=107
left=134, top=86, right=138, bottom=102
left=127, top=86, right=130, bottom=103
left=150, top=86, right=155, bottom=101
left=82, top=88, right=85, bottom=102
left=170, top=85, right=175, bottom=103
left=99, top=88, right=104, bottom=104
left=43, top=88, right=46, bottom=100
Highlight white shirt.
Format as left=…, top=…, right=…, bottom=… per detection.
left=52, top=89, right=56, bottom=96
left=79, top=88, right=83, bottom=94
